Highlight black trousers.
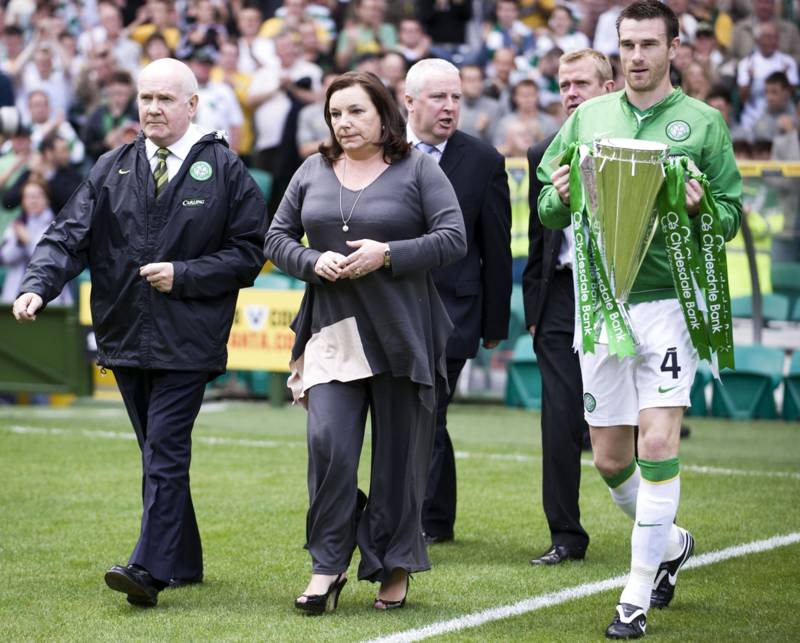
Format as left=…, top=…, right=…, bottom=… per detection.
left=305, top=373, right=435, bottom=582
left=113, top=367, right=208, bottom=583
left=421, top=357, right=466, bottom=538
left=534, top=270, right=589, bottom=553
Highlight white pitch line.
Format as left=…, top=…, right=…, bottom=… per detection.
left=454, top=451, right=800, bottom=480
left=2, top=426, right=798, bottom=478
left=367, top=532, right=800, bottom=643
left=2, top=425, right=305, bottom=449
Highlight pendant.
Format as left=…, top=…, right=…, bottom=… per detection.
left=342, top=224, right=349, bottom=232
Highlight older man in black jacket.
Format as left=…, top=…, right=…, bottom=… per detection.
left=12, top=58, right=267, bottom=607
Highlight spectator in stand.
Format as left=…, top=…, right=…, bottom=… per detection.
left=753, top=71, right=798, bottom=142
left=593, top=0, right=627, bottom=57
left=175, top=0, right=227, bottom=59
left=396, top=18, right=432, bottom=64
left=17, top=44, right=72, bottom=121
left=73, top=43, right=119, bottom=120
left=296, top=71, right=336, bottom=158
left=335, top=0, right=397, bottom=71
left=517, top=0, right=553, bottom=31
left=667, top=0, right=698, bottom=43
left=298, top=19, right=335, bottom=72
left=189, top=46, right=244, bottom=153
left=458, top=64, right=503, bottom=144
left=534, top=5, right=590, bottom=58
left=493, top=79, right=559, bottom=149
left=707, top=89, right=751, bottom=143
left=731, top=0, right=800, bottom=66
left=83, top=70, right=138, bottom=162
left=249, top=31, right=322, bottom=215
left=77, top=2, right=142, bottom=78
left=681, top=61, right=714, bottom=102
left=211, top=41, right=256, bottom=160
left=485, top=47, right=521, bottom=111
left=497, top=118, right=535, bottom=158
left=737, top=21, right=799, bottom=130
left=1, top=178, right=73, bottom=305
left=0, top=126, right=32, bottom=205
left=483, top=0, right=536, bottom=62
left=669, top=41, right=694, bottom=87
left=142, top=32, right=174, bottom=64
left=1, top=26, right=26, bottom=77
left=379, top=51, right=407, bottom=98
left=127, top=0, right=181, bottom=55
left=531, top=46, right=565, bottom=113
left=417, top=0, right=472, bottom=56
left=235, top=5, right=276, bottom=74
left=25, top=89, right=84, bottom=166
left=260, top=0, right=331, bottom=53
left=692, top=21, right=724, bottom=80
left=2, top=133, right=83, bottom=215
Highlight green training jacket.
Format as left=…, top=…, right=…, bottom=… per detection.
left=537, top=88, right=742, bottom=304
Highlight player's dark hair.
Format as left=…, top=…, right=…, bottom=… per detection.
left=616, top=0, right=679, bottom=43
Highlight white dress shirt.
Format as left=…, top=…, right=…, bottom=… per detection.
left=145, top=123, right=208, bottom=181
left=406, top=124, right=447, bottom=163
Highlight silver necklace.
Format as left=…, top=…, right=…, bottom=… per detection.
left=338, top=157, right=370, bottom=233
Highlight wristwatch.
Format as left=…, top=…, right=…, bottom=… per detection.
left=383, top=244, right=391, bottom=269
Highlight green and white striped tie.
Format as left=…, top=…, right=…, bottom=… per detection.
left=153, top=147, right=170, bottom=199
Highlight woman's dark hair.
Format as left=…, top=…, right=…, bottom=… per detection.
left=616, top=0, right=679, bottom=43
left=319, top=71, right=411, bottom=164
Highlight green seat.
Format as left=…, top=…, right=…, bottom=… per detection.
left=248, top=167, right=273, bottom=202
left=771, top=261, right=800, bottom=311
left=711, top=345, right=785, bottom=420
left=504, top=335, right=541, bottom=409
left=730, top=294, right=791, bottom=322
left=792, top=298, right=800, bottom=323
left=782, top=351, right=800, bottom=421
left=686, top=361, right=712, bottom=417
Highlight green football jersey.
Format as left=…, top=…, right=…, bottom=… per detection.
left=537, top=88, right=742, bottom=304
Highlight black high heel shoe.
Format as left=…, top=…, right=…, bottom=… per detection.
left=373, top=572, right=409, bottom=610
left=294, top=573, right=347, bottom=615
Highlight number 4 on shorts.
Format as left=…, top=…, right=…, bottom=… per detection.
left=660, top=347, right=681, bottom=379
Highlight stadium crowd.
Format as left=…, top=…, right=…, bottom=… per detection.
left=0, top=0, right=797, bottom=254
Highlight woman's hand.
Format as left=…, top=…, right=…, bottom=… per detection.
left=314, top=250, right=348, bottom=281
left=339, top=239, right=389, bottom=279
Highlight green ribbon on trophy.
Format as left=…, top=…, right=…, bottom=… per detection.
left=656, top=156, right=735, bottom=370
left=561, top=139, right=735, bottom=372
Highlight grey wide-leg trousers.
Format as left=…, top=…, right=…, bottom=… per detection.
left=305, top=373, right=435, bottom=583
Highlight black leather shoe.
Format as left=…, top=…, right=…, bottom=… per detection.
left=167, top=575, right=203, bottom=589
left=423, top=532, right=454, bottom=545
left=530, top=544, right=585, bottom=565
left=104, top=564, right=162, bottom=607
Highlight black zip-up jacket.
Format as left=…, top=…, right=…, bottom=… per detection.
left=20, top=131, right=268, bottom=373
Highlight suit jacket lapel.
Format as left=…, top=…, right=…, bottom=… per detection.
left=439, top=130, right=467, bottom=177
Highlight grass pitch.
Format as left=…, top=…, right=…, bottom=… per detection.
left=1, top=401, right=798, bottom=642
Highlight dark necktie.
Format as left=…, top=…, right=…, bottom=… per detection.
left=153, top=147, right=170, bottom=200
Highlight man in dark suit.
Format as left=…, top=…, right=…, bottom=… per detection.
left=405, top=58, right=512, bottom=544
left=523, top=49, right=615, bottom=565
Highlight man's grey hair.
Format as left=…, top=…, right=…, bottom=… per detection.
left=405, top=58, right=460, bottom=98
left=138, top=58, right=199, bottom=100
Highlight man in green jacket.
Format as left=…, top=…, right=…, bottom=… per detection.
left=537, top=1, right=741, bottom=639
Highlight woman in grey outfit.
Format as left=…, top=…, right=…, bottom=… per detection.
left=264, top=71, right=466, bottom=613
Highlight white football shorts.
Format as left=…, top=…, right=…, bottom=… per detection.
left=579, top=298, right=698, bottom=427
